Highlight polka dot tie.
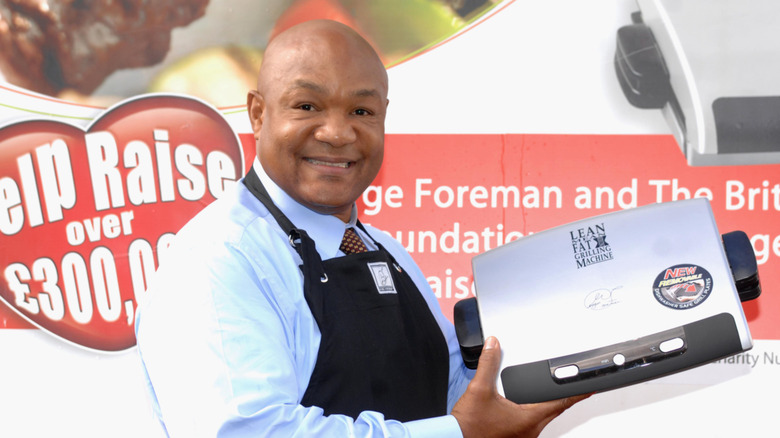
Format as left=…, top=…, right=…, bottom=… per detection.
left=340, top=227, right=368, bottom=255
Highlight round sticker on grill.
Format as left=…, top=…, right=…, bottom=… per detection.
left=653, top=264, right=713, bottom=309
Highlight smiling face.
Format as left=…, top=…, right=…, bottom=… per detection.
left=247, top=20, right=388, bottom=222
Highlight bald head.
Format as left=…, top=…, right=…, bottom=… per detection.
left=258, top=20, right=388, bottom=97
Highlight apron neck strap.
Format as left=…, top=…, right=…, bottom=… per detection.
left=243, top=168, right=390, bottom=265
left=243, top=167, right=297, bottom=235
left=244, top=168, right=320, bottom=264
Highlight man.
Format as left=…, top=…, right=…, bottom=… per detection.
left=135, top=19, right=587, bottom=437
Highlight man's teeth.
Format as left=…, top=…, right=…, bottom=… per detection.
left=307, top=159, right=349, bottom=168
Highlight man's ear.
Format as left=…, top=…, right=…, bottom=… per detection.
left=247, top=90, right=265, bottom=139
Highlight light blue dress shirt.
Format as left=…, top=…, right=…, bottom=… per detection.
left=135, top=159, right=474, bottom=437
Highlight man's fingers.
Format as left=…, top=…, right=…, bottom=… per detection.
left=535, top=393, right=594, bottom=424
left=453, top=342, right=592, bottom=438
left=472, top=336, right=501, bottom=389
left=559, top=393, right=593, bottom=411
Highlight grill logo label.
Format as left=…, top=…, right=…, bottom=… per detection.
left=570, top=222, right=613, bottom=269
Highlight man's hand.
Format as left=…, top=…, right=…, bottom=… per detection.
left=451, top=337, right=591, bottom=438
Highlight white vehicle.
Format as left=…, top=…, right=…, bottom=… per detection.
left=615, top=0, right=780, bottom=166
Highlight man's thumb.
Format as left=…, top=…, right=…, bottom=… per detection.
left=473, top=336, right=501, bottom=385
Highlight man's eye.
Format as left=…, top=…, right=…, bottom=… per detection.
left=354, top=108, right=371, bottom=116
left=298, top=104, right=314, bottom=111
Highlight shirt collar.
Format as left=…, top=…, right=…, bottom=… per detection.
left=252, top=158, right=354, bottom=259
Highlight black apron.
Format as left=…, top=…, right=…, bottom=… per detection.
left=243, top=169, right=449, bottom=421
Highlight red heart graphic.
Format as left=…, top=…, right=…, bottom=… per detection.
left=0, top=95, right=244, bottom=352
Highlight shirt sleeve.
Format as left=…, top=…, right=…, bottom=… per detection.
left=135, top=215, right=468, bottom=438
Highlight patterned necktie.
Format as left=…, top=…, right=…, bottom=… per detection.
left=340, top=227, right=368, bottom=254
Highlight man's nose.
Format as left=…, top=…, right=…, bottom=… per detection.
left=314, top=112, right=357, bottom=147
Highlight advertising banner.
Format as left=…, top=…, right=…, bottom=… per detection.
left=1, top=0, right=777, bottom=436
